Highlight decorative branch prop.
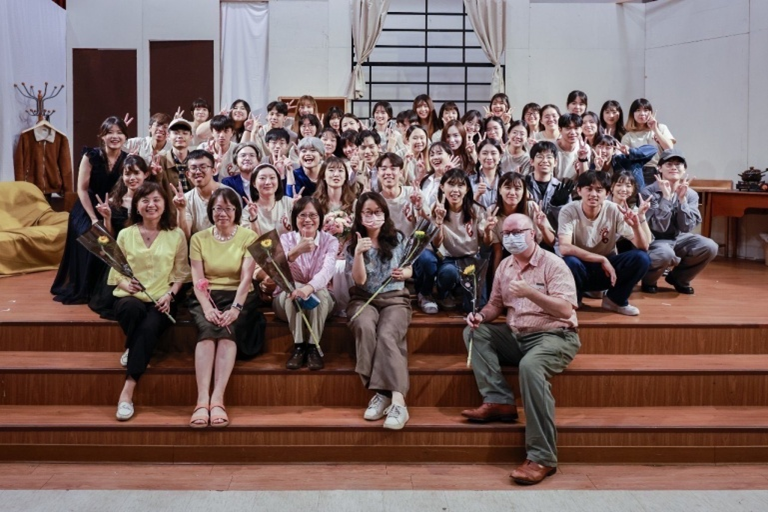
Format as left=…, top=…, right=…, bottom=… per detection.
left=14, top=81, right=64, bottom=122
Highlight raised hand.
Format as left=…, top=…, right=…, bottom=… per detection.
left=448, top=155, right=462, bottom=171
left=484, top=206, right=499, bottom=234
left=244, top=112, right=256, bottom=132
left=677, top=175, right=693, bottom=202
left=637, top=193, right=651, bottom=217
left=409, top=188, right=424, bottom=212
left=95, top=193, right=111, bottom=221
left=577, top=137, right=590, bottom=160
left=285, top=99, right=298, bottom=112
left=150, top=155, right=163, bottom=176
left=293, top=236, right=317, bottom=256
left=550, top=179, right=575, bottom=207
left=532, top=200, right=547, bottom=228
left=501, top=111, right=512, bottom=126
left=169, top=182, right=187, bottom=209
left=647, top=111, right=658, bottom=130
left=433, top=201, right=447, bottom=225
left=618, top=204, right=639, bottom=228
left=657, top=178, right=673, bottom=200
left=174, top=106, right=184, bottom=120
left=243, top=196, right=258, bottom=222
left=354, top=231, right=373, bottom=255
left=123, top=113, right=134, bottom=127
left=483, top=106, right=492, bottom=118
left=292, top=187, right=306, bottom=202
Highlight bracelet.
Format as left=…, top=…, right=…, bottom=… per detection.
left=639, top=217, right=647, bottom=223
left=166, top=291, right=176, bottom=302
left=578, top=158, right=589, bottom=163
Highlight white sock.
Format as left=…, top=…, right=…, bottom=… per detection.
left=391, top=391, right=405, bottom=407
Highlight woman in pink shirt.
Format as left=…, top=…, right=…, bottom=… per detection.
left=274, top=197, right=339, bottom=370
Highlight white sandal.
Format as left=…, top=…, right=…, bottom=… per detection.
left=116, top=401, right=134, bottom=421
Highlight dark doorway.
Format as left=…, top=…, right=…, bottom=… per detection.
left=150, top=41, right=214, bottom=120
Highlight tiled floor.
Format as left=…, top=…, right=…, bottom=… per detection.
left=2, top=489, right=768, bottom=512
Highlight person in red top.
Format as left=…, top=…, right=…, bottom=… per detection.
left=462, top=213, right=581, bottom=486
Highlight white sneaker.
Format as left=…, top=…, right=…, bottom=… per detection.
left=418, top=294, right=438, bottom=315
left=116, top=401, right=134, bottom=421
left=601, top=296, right=640, bottom=316
left=364, top=393, right=392, bottom=421
left=383, top=404, right=409, bottom=430
left=120, top=349, right=129, bottom=367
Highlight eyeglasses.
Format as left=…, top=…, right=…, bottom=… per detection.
left=361, top=211, right=385, bottom=218
left=298, top=213, right=320, bottom=220
left=502, top=228, right=532, bottom=237
left=213, top=207, right=236, bottom=214
left=188, top=164, right=212, bottom=172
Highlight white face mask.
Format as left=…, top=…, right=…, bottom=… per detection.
left=503, top=232, right=529, bottom=254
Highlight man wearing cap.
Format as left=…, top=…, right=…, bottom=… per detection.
left=159, top=118, right=194, bottom=192
left=640, top=149, right=718, bottom=294
left=462, top=213, right=580, bottom=486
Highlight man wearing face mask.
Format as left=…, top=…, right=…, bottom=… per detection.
left=462, top=213, right=580, bottom=486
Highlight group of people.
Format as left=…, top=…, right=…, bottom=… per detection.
left=49, top=89, right=718, bottom=485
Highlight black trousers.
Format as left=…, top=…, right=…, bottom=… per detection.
left=114, top=296, right=173, bottom=381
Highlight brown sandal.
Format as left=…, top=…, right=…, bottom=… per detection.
left=210, top=404, right=229, bottom=428
left=189, top=405, right=209, bottom=429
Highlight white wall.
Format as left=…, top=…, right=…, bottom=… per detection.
left=66, top=0, right=220, bottom=137
left=0, top=0, right=67, bottom=184
left=507, top=0, right=646, bottom=114
left=267, top=0, right=351, bottom=101
left=646, top=0, right=767, bottom=260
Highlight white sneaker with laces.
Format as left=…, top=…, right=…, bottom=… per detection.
left=601, top=296, right=640, bottom=316
left=383, top=403, right=409, bottom=430
left=364, top=393, right=392, bottom=421
left=120, top=349, right=129, bottom=367
left=116, top=401, right=134, bottom=421
left=418, top=294, right=438, bottom=315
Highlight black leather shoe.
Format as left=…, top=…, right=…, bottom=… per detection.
left=665, top=275, right=694, bottom=294
left=641, top=283, right=658, bottom=294
left=306, top=344, right=324, bottom=371
left=286, top=343, right=307, bottom=370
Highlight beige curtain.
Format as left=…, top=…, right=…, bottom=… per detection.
left=346, top=0, right=391, bottom=100
left=463, top=0, right=506, bottom=96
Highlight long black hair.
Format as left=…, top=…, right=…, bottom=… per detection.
left=348, top=191, right=402, bottom=263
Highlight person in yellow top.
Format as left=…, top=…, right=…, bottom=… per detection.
left=108, top=182, right=190, bottom=422
left=188, top=187, right=265, bottom=428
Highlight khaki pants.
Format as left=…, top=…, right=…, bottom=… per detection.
left=464, top=324, right=580, bottom=467
left=347, top=287, right=412, bottom=394
left=273, top=288, right=333, bottom=345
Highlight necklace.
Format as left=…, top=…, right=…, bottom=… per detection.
left=139, top=225, right=159, bottom=245
left=214, top=226, right=237, bottom=242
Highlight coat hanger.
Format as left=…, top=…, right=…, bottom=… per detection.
left=15, top=82, right=65, bottom=134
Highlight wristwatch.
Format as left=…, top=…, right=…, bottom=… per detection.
left=232, top=302, right=244, bottom=311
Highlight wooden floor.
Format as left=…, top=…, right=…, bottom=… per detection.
left=2, top=259, right=766, bottom=326
left=2, top=462, right=768, bottom=491
left=1, top=259, right=767, bottom=465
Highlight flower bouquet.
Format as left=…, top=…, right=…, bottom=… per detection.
left=77, top=223, right=175, bottom=323
left=247, top=229, right=323, bottom=356
left=349, top=217, right=440, bottom=321
left=323, top=210, right=354, bottom=239
left=459, top=258, right=488, bottom=368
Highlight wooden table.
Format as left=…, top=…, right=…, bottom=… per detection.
left=696, top=188, right=768, bottom=258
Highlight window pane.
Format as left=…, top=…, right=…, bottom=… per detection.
left=427, top=31, right=463, bottom=47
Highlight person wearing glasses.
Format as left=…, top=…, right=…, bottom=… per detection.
left=346, top=191, right=413, bottom=430
left=463, top=213, right=580, bottom=485
left=171, top=149, right=240, bottom=239
left=640, top=149, right=717, bottom=294
left=524, top=141, right=573, bottom=232
left=188, top=187, right=264, bottom=428
left=275, top=197, right=339, bottom=370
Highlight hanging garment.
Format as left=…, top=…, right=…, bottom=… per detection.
left=13, top=124, right=73, bottom=195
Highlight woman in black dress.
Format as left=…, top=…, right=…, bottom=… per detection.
left=88, top=155, right=153, bottom=318
left=51, top=117, right=129, bottom=304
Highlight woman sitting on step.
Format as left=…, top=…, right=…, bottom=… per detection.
left=346, top=191, right=413, bottom=430
left=275, top=196, right=338, bottom=371
left=110, top=182, right=190, bottom=422
left=188, top=187, right=265, bottom=428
